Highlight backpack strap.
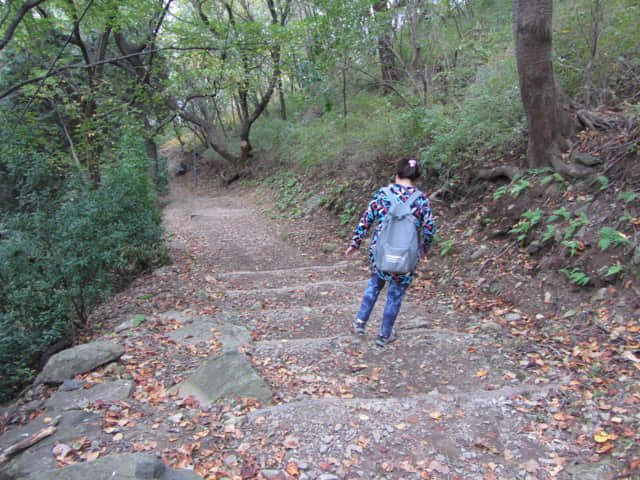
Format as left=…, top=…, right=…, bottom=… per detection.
left=381, top=186, right=396, bottom=207
left=382, top=186, right=422, bottom=211
left=405, top=189, right=422, bottom=209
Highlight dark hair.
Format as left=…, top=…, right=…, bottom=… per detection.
left=396, top=157, right=421, bottom=181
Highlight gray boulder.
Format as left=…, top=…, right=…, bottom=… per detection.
left=23, top=452, right=201, bottom=480
left=36, top=341, right=125, bottom=385
left=175, top=350, right=272, bottom=407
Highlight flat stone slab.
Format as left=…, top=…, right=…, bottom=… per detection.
left=36, top=341, right=125, bottom=385
left=175, top=350, right=272, bottom=407
left=223, top=280, right=365, bottom=310
left=217, top=261, right=356, bottom=290
left=240, top=386, right=589, bottom=480
left=22, top=452, right=202, bottom=480
left=168, top=318, right=251, bottom=353
left=45, top=380, right=135, bottom=412
left=0, top=410, right=102, bottom=479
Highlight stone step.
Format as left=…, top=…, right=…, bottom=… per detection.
left=219, top=300, right=458, bottom=341
left=217, top=261, right=360, bottom=290
left=239, top=384, right=565, bottom=479
left=223, top=279, right=367, bottom=310
left=248, top=327, right=530, bottom=402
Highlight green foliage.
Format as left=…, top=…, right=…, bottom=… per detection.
left=340, top=202, right=357, bottom=225
left=562, top=240, right=581, bottom=257
left=564, top=213, right=589, bottom=240
left=0, top=137, right=165, bottom=403
left=253, top=91, right=416, bottom=169
left=419, top=55, right=525, bottom=172
left=597, top=227, right=631, bottom=251
left=559, top=268, right=591, bottom=286
left=542, top=225, right=557, bottom=243
left=510, top=179, right=531, bottom=197
left=554, top=0, right=640, bottom=103
left=509, top=209, right=542, bottom=245
left=617, top=190, right=638, bottom=204
left=605, top=264, right=624, bottom=277
left=439, top=238, right=454, bottom=257
left=270, top=172, right=304, bottom=218
left=492, top=186, right=508, bottom=201
left=540, top=172, right=565, bottom=185
left=595, top=175, right=610, bottom=191
left=547, top=207, right=572, bottom=223
left=492, top=178, right=534, bottom=201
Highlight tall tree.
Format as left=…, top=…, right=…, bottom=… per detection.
left=166, top=0, right=291, bottom=174
left=0, top=0, right=173, bottom=184
left=513, top=0, right=583, bottom=175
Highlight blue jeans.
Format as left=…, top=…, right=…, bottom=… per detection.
left=356, top=274, right=408, bottom=337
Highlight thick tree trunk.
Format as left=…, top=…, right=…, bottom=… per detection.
left=513, top=0, right=576, bottom=171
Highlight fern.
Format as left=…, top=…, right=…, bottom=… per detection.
left=542, top=225, right=557, bottom=243
left=560, top=268, right=591, bottom=286
left=598, top=227, right=631, bottom=250
left=547, top=206, right=571, bottom=223
left=510, top=179, right=531, bottom=197
left=605, top=264, right=624, bottom=277
left=617, top=190, right=638, bottom=204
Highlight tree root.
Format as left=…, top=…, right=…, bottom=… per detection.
left=476, top=165, right=522, bottom=182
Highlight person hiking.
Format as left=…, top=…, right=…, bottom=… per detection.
left=345, top=158, right=435, bottom=346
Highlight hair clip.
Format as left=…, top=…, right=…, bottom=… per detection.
left=408, top=159, right=417, bottom=167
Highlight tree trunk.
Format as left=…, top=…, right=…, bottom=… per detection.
left=373, top=1, right=398, bottom=94
left=513, top=0, right=576, bottom=171
left=278, top=75, right=287, bottom=120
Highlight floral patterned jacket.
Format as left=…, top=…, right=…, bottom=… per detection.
left=349, top=183, right=435, bottom=285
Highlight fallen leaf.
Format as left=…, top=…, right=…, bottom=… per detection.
left=428, top=460, right=450, bottom=474
left=283, top=435, right=300, bottom=449
left=593, top=430, right=618, bottom=443
left=428, top=410, right=443, bottom=420
left=285, top=461, right=300, bottom=476
left=84, top=450, right=100, bottom=462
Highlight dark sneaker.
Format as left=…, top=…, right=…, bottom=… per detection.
left=375, top=329, right=398, bottom=347
left=353, top=319, right=366, bottom=334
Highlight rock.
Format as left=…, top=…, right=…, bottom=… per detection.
left=36, top=341, right=125, bottom=385
left=1, top=410, right=102, bottom=479
left=527, top=240, right=543, bottom=254
left=321, top=243, right=339, bottom=253
left=45, top=380, right=135, bottom=412
left=175, top=350, right=272, bottom=407
left=470, top=245, right=488, bottom=261
left=480, top=321, right=502, bottom=332
left=22, top=452, right=201, bottom=480
left=574, top=152, right=603, bottom=166
left=61, top=379, right=88, bottom=391
left=563, top=460, right=616, bottom=480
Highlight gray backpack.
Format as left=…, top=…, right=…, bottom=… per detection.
left=374, top=187, right=422, bottom=274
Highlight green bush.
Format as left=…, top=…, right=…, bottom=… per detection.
left=419, top=54, right=525, bottom=172
left=0, top=139, right=165, bottom=402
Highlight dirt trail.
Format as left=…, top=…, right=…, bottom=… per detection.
left=0, top=169, right=623, bottom=479
left=153, top=173, right=602, bottom=479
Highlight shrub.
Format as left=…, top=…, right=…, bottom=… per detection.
left=0, top=140, right=165, bottom=402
